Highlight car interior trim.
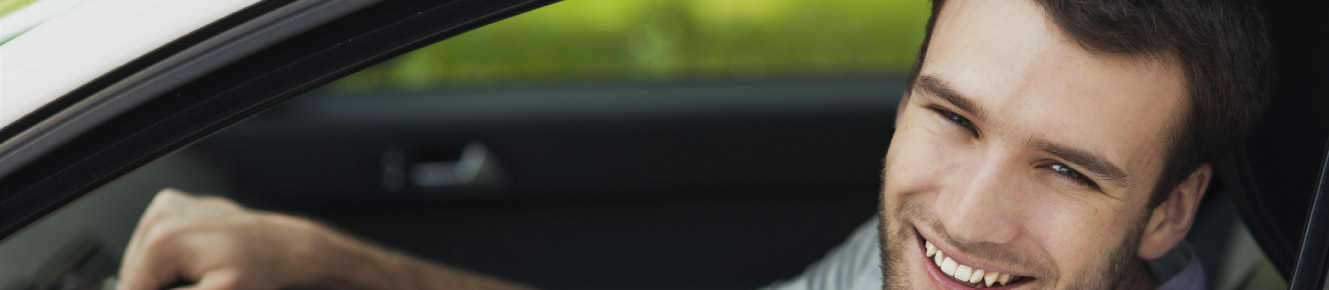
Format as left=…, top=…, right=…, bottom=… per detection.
left=1289, top=138, right=1329, bottom=290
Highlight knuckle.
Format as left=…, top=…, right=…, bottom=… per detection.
left=142, top=222, right=185, bottom=251
left=147, top=190, right=180, bottom=210
left=139, top=195, right=185, bottom=231
left=155, top=188, right=184, bottom=200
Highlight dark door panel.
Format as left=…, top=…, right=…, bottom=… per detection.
left=198, top=77, right=902, bottom=205
left=189, top=77, right=902, bottom=289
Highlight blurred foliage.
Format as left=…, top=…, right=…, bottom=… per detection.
left=0, top=0, right=39, bottom=18
left=330, top=0, right=930, bottom=91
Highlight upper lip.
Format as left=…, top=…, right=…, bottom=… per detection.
left=915, top=226, right=1033, bottom=279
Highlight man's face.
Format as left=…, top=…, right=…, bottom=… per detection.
left=878, top=0, right=1188, bottom=289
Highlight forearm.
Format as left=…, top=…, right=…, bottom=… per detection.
left=117, top=189, right=532, bottom=290
left=288, top=215, right=535, bottom=290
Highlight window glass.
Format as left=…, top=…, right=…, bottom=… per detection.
left=328, top=0, right=929, bottom=92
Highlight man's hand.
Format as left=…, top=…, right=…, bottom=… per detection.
left=118, top=188, right=532, bottom=290
left=118, top=189, right=338, bottom=290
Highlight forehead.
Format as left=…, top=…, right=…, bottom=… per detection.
left=921, top=0, right=1187, bottom=186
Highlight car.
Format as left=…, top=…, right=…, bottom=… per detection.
left=0, top=0, right=1325, bottom=289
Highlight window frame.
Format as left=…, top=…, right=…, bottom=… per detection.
left=0, top=0, right=558, bottom=241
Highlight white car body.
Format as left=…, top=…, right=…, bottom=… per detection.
left=1, top=0, right=258, bottom=128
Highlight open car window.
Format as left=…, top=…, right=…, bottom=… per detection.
left=2, top=0, right=1325, bottom=289
left=0, top=1, right=928, bottom=288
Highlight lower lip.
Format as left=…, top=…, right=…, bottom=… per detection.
left=914, top=228, right=1019, bottom=289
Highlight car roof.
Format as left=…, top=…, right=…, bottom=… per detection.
left=0, top=0, right=257, bottom=129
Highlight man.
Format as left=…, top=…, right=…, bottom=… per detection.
left=768, top=0, right=1269, bottom=289
left=117, top=0, right=1270, bottom=289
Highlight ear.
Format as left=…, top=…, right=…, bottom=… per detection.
left=895, top=89, right=911, bottom=127
left=1137, top=163, right=1211, bottom=260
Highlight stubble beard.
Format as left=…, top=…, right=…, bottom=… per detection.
left=875, top=179, right=1150, bottom=290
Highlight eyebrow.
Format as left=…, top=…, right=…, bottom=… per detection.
left=914, top=75, right=989, bottom=121
left=1031, top=139, right=1133, bottom=189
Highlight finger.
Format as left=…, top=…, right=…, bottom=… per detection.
left=120, top=189, right=185, bottom=284
left=130, top=189, right=186, bottom=251
left=120, top=189, right=195, bottom=290
left=116, top=238, right=180, bottom=290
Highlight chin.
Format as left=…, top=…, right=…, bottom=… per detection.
left=877, top=202, right=1045, bottom=290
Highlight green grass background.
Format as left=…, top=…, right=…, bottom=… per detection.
left=2, top=0, right=930, bottom=91
left=330, top=0, right=929, bottom=91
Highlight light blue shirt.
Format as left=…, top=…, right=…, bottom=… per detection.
left=761, top=218, right=1204, bottom=290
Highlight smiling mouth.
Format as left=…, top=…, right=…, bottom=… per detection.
left=918, top=232, right=1031, bottom=288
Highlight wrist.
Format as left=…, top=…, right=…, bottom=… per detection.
left=250, top=212, right=372, bottom=288
left=272, top=214, right=411, bottom=289
left=260, top=213, right=534, bottom=290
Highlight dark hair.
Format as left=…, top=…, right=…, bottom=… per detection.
left=907, top=0, right=1272, bottom=207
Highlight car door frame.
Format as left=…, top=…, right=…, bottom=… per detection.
left=0, top=0, right=558, bottom=241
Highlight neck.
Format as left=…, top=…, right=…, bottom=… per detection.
left=1116, top=258, right=1159, bottom=290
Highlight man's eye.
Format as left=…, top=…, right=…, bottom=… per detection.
left=929, top=107, right=977, bottom=136
left=1049, top=163, right=1100, bottom=190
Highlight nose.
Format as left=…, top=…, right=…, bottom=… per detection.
left=938, top=153, right=1021, bottom=245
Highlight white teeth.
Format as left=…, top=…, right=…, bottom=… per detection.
left=940, top=257, right=958, bottom=276
left=954, top=265, right=972, bottom=281
left=924, top=239, right=1022, bottom=287
left=969, top=269, right=985, bottom=284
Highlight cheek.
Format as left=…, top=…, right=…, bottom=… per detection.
left=1026, top=199, right=1140, bottom=283
left=885, top=124, right=959, bottom=196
